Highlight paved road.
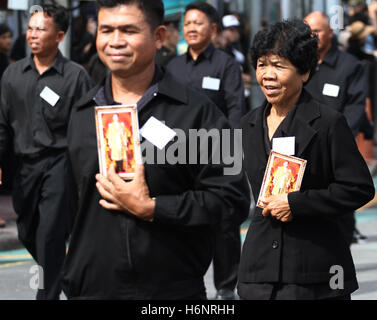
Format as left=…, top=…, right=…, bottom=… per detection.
left=1, top=206, right=377, bottom=300
left=1, top=179, right=377, bottom=300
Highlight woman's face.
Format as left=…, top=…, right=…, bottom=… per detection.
left=256, top=54, right=309, bottom=109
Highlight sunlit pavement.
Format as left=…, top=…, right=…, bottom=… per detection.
left=1, top=183, right=377, bottom=300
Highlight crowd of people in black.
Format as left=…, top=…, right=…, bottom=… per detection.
left=0, top=0, right=376, bottom=300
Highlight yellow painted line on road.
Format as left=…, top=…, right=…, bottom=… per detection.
left=0, top=261, right=31, bottom=269
left=0, top=254, right=32, bottom=259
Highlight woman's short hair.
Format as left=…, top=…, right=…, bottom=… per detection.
left=250, top=19, right=318, bottom=78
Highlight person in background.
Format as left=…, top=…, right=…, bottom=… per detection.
left=71, top=16, right=97, bottom=69
left=222, top=14, right=252, bottom=111
left=0, top=23, right=14, bottom=228
left=88, top=52, right=108, bottom=87
left=0, top=24, right=12, bottom=78
left=167, top=1, right=246, bottom=300
left=222, top=15, right=245, bottom=67
left=10, top=33, right=26, bottom=63
left=239, top=18, right=374, bottom=300
left=155, top=12, right=180, bottom=67
left=0, top=4, right=91, bottom=299
left=305, top=12, right=370, bottom=246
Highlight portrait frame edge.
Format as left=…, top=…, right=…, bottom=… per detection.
left=94, top=104, right=141, bottom=180
left=257, top=151, right=307, bottom=208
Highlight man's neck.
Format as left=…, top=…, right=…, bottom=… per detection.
left=189, top=42, right=211, bottom=61
left=111, top=63, right=156, bottom=105
left=318, top=43, right=332, bottom=64
left=33, top=49, right=59, bottom=75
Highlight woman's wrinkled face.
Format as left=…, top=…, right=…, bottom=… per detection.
left=256, top=54, right=309, bottom=108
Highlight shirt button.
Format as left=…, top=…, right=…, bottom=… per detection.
left=272, top=240, right=279, bottom=249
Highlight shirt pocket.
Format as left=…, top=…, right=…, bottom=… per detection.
left=42, top=95, right=73, bottom=129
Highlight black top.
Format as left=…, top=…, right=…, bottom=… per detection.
left=0, top=51, right=92, bottom=164
left=305, top=43, right=368, bottom=136
left=240, top=95, right=356, bottom=300
left=0, top=53, right=9, bottom=80
left=155, top=45, right=177, bottom=67
left=166, top=43, right=245, bottom=128
left=262, top=103, right=299, bottom=157
left=238, top=89, right=374, bottom=299
left=62, top=69, right=251, bottom=299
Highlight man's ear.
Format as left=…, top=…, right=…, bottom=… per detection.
left=154, top=25, right=166, bottom=50
left=211, top=22, right=218, bottom=36
left=302, top=71, right=310, bottom=83
left=56, top=30, right=65, bottom=43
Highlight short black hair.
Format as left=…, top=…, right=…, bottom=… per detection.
left=250, top=19, right=318, bottom=79
left=0, top=24, right=12, bottom=37
left=185, top=1, right=220, bottom=25
left=96, top=0, right=164, bottom=31
left=31, top=4, right=70, bottom=33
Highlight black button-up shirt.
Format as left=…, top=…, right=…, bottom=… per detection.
left=166, top=43, right=245, bottom=128
left=0, top=51, right=91, bottom=163
left=305, top=43, right=368, bottom=136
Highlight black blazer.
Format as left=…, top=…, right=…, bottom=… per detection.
left=239, top=90, right=374, bottom=286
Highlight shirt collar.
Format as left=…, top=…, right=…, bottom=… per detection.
left=79, top=66, right=188, bottom=111
left=101, top=66, right=164, bottom=106
left=22, top=50, right=65, bottom=75
left=322, top=42, right=339, bottom=68
left=186, top=43, right=215, bottom=63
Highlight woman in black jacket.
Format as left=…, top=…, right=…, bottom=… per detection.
left=238, top=19, right=375, bottom=300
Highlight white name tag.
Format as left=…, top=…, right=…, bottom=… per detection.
left=322, top=84, right=340, bottom=98
left=202, top=77, right=221, bottom=91
left=272, top=137, right=295, bottom=156
left=40, top=86, right=60, bottom=107
left=140, top=117, right=177, bottom=150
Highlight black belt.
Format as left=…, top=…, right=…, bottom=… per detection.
left=20, top=149, right=65, bottom=160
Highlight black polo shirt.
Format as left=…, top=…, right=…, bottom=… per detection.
left=305, top=43, right=368, bottom=136
left=0, top=51, right=91, bottom=164
left=166, top=43, right=245, bottom=128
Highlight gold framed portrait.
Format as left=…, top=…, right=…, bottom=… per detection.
left=95, top=105, right=141, bottom=180
left=257, top=151, right=307, bottom=208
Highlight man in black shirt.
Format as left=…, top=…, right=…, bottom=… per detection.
left=305, top=12, right=369, bottom=245
left=0, top=23, right=14, bottom=218
left=0, top=23, right=12, bottom=78
left=0, top=4, right=91, bottom=299
left=61, top=0, right=250, bottom=300
left=166, top=2, right=245, bottom=129
left=167, top=2, right=245, bottom=300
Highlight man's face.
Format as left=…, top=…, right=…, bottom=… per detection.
left=26, top=12, right=64, bottom=57
left=97, top=4, right=163, bottom=78
left=0, top=31, right=13, bottom=54
left=183, top=9, right=215, bottom=51
left=305, top=15, right=333, bottom=54
left=223, top=27, right=240, bottom=44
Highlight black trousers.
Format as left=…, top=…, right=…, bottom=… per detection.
left=213, top=221, right=241, bottom=291
left=12, top=151, right=68, bottom=300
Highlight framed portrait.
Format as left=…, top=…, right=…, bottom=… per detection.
left=95, top=105, right=141, bottom=180
left=257, top=151, right=307, bottom=208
